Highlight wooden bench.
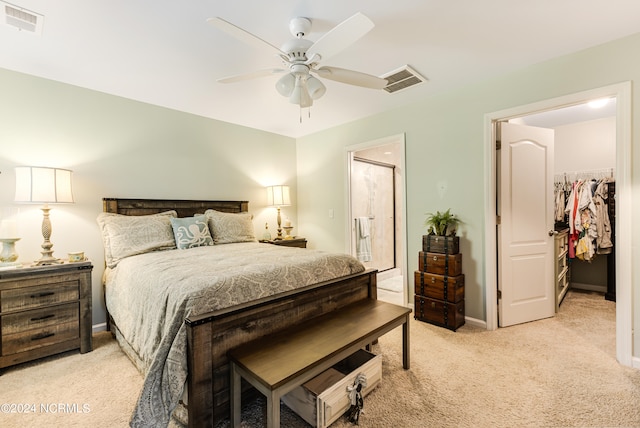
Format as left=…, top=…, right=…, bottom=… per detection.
left=228, top=299, right=411, bottom=428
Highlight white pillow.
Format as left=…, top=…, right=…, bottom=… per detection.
left=96, top=211, right=177, bottom=268
left=204, top=210, right=257, bottom=244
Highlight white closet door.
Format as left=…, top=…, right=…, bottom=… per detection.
left=498, top=122, right=555, bottom=327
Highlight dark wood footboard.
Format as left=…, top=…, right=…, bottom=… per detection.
left=185, top=268, right=377, bottom=427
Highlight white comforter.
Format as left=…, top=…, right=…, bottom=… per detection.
left=104, top=242, right=365, bottom=427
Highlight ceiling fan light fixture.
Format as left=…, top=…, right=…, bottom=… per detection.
left=289, top=77, right=313, bottom=108
left=306, top=76, right=326, bottom=100
left=275, top=73, right=295, bottom=97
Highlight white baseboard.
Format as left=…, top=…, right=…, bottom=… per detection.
left=465, top=316, right=486, bottom=329
left=92, top=322, right=108, bottom=333
left=570, top=282, right=607, bottom=293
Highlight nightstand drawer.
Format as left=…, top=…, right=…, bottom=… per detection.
left=0, top=281, right=79, bottom=312
left=2, top=320, right=79, bottom=355
left=2, top=303, right=79, bottom=336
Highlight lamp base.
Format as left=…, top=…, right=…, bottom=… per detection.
left=34, top=242, right=61, bottom=266
left=275, top=207, right=283, bottom=240
left=34, top=257, right=62, bottom=266
left=34, top=205, right=62, bottom=266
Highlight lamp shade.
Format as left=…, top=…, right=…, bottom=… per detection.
left=266, top=185, right=291, bottom=207
left=275, top=73, right=296, bottom=97
left=306, top=76, right=326, bottom=100
left=14, top=166, right=74, bottom=203
left=289, top=77, right=313, bottom=108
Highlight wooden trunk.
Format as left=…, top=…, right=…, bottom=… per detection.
left=414, top=296, right=465, bottom=331
left=422, top=235, right=459, bottom=254
left=418, top=252, right=462, bottom=276
left=413, top=271, right=464, bottom=303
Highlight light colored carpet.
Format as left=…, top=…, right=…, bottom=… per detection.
left=2, top=290, right=639, bottom=428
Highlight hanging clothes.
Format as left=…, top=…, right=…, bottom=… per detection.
left=554, top=182, right=566, bottom=223
left=564, top=181, right=580, bottom=259
left=593, top=178, right=614, bottom=254
left=559, top=172, right=615, bottom=262
left=576, top=180, right=598, bottom=261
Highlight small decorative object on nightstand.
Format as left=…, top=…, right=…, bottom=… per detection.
left=0, top=214, right=21, bottom=268
left=281, top=217, right=294, bottom=239
left=0, top=260, right=93, bottom=370
left=262, top=223, right=272, bottom=241
left=0, top=238, right=21, bottom=268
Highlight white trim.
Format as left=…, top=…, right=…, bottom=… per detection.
left=92, top=322, right=108, bottom=333
left=345, top=133, right=408, bottom=304
left=484, top=82, right=633, bottom=367
left=464, top=316, right=487, bottom=330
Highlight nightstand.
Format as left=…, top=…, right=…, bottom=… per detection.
left=0, top=261, right=93, bottom=370
left=260, top=238, right=308, bottom=248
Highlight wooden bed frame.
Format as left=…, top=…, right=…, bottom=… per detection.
left=102, top=198, right=378, bottom=427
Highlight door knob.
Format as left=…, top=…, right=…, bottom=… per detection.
left=548, top=230, right=558, bottom=236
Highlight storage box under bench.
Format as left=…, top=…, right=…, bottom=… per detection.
left=281, top=349, right=382, bottom=428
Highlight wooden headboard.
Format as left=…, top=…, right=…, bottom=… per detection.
left=102, top=198, right=249, bottom=217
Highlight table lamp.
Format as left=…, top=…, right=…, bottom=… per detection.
left=14, top=166, right=74, bottom=265
left=266, top=185, right=291, bottom=240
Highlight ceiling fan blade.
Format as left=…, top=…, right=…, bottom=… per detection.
left=218, top=68, right=286, bottom=83
left=207, top=17, right=285, bottom=56
left=306, top=12, right=374, bottom=61
left=314, top=66, right=388, bottom=90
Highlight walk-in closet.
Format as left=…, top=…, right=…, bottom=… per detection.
left=554, top=169, right=615, bottom=305
left=516, top=100, right=616, bottom=310
left=550, top=108, right=616, bottom=306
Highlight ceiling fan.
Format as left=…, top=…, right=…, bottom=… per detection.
left=207, top=12, right=388, bottom=108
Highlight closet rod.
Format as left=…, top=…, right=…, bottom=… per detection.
left=554, top=168, right=615, bottom=183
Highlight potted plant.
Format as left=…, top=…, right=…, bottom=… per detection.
left=424, top=209, right=460, bottom=236
left=423, top=209, right=461, bottom=254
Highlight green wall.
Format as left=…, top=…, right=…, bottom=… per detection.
left=2, top=30, right=639, bottom=359
left=0, top=68, right=296, bottom=327
left=297, top=32, right=640, bottom=356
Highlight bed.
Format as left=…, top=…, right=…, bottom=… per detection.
left=100, top=198, right=378, bottom=427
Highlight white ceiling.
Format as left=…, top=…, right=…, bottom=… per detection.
left=518, top=98, right=617, bottom=128
left=1, top=1, right=637, bottom=138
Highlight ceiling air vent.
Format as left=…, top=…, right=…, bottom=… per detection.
left=2, top=1, right=43, bottom=35
left=381, top=65, right=427, bottom=94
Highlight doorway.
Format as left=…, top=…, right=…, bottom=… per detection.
left=346, top=134, right=407, bottom=307
left=484, top=82, right=632, bottom=366
left=351, top=157, right=396, bottom=272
